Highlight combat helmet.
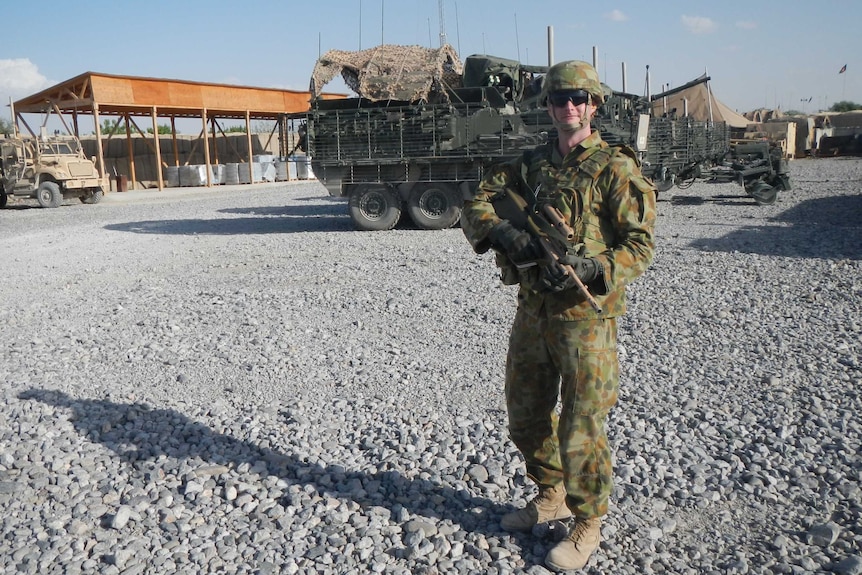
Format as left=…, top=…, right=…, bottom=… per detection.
left=541, top=60, right=605, bottom=106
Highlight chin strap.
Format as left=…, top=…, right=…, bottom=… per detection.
left=553, top=108, right=593, bottom=133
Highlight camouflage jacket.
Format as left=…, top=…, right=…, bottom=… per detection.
left=461, top=131, right=657, bottom=320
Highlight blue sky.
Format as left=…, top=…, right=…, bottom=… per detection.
left=2, top=0, right=860, bottom=126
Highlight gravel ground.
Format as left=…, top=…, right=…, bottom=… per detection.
left=1, top=157, right=860, bottom=575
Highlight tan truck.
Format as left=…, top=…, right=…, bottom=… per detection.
left=0, top=134, right=107, bottom=208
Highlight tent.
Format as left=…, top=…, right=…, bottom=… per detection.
left=651, top=74, right=750, bottom=129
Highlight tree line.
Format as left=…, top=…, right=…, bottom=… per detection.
left=95, top=119, right=277, bottom=136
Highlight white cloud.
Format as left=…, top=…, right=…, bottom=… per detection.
left=681, top=15, right=716, bottom=34
left=0, top=59, right=50, bottom=104
left=735, top=20, right=757, bottom=30
left=605, top=9, right=627, bottom=22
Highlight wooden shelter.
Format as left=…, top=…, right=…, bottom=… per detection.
left=10, top=72, right=342, bottom=190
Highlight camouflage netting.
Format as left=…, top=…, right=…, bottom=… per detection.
left=310, top=44, right=463, bottom=103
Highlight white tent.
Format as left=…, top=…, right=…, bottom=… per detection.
left=651, top=75, right=750, bottom=129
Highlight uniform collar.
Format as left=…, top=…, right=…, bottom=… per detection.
left=551, top=131, right=604, bottom=167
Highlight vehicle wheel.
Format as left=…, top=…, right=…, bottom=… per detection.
left=37, top=181, right=63, bottom=208
left=0, top=191, right=7, bottom=208
left=747, top=180, right=778, bottom=206
left=406, top=183, right=461, bottom=230
left=80, top=188, right=104, bottom=204
left=655, top=179, right=674, bottom=194
left=348, top=184, right=401, bottom=231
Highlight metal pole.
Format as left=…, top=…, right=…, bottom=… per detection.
left=705, top=67, right=714, bottom=123
left=438, top=0, right=446, bottom=47
left=9, top=97, right=19, bottom=137
left=645, top=65, right=651, bottom=100
left=547, top=26, right=554, bottom=66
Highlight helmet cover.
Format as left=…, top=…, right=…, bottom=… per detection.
left=542, top=60, right=605, bottom=105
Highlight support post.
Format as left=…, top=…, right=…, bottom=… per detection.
left=202, top=108, right=212, bottom=187
left=210, top=116, right=219, bottom=165
left=92, top=103, right=106, bottom=180
left=170, top=117, right=179, bottom=166
left=125, top=114, right=136, bottom=189
left=151, top=107, right=164, bottom=190
left=245, top=110, right=253, bottom=183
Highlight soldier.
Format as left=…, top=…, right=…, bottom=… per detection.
left=460, top=60, right=656, bottom=571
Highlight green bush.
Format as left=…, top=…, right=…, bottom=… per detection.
left=145, top=124, right=172, bottom=134
left=829, top=101, right=862, bottom=113
left=0, top=117, right=14, bottom=136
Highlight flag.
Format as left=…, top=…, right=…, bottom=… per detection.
left=839, top=64, right=847, bottom=74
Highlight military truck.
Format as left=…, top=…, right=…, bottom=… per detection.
left=291, top=44, right=788, bottom=231
left=0, top=133, right=107, bottom=208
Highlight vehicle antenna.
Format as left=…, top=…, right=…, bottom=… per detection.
left=454, top=1, right=461, bottom=54
left=515, top=14, right=521, bottom=62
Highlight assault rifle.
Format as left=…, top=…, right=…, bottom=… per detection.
left=491, top=189, right=603, bottom=313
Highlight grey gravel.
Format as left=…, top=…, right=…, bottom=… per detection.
left=1, top=157, right=860, bottom=574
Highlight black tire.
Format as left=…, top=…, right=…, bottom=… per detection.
left=348, top=184, right=401, bottom=231
left=747, top=180, right=778, bottom=206
left=655, top=179, right=674, bottom=194
left=406, top=183, right=461, bottom=230
left=0, top=191, right=7, bottom=208
left=80, top=189, right=104, bottom=204
left=37, top=181, right=63, bottom=208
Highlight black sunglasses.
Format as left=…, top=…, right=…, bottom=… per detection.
left=547, top=90, right=590, bottom=107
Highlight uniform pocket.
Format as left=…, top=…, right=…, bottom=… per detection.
left=494, top=252, right=520, bottom=285
left=571, top=346, right=619, bottom=415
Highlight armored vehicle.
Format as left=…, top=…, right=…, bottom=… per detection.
left=293, top=44, right=789, bottom=230
left=1, top=133, right=107, bottom=208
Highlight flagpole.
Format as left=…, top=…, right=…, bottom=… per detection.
left=839, top=64, right=848, bottom=101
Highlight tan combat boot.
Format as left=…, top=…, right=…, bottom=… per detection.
left=500, top=483, right=571, bottom=532
left=544, top=516, right=602, bottom=572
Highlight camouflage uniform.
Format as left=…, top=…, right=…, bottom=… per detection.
left=461, top=130, right=656, bottom=518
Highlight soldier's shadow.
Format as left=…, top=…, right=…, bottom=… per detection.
left=18, top=389, right=536, bottom=547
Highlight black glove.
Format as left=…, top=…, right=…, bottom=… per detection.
left=559, top=254, right=601, bottom=282
left=488, top=221, right=542, bottom=266
left=539, top=263, right=572, bottom=293
left=539, top=255, right=601, bottom=293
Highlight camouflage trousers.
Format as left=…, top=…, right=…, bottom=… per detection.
left=505, top=305, right=619, bottom=518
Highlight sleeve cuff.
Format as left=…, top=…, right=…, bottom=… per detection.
left=587, top=260, right=611, bottom=295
